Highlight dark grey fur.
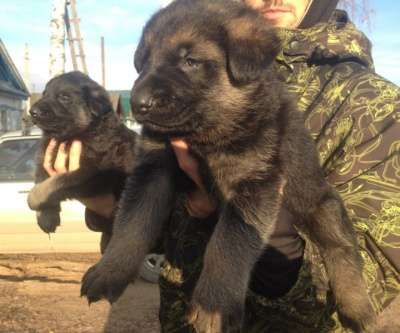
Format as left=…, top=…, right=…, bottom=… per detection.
left=27, top=71, right=136, bottom=237
left=81, top=1, right=375, bottom=332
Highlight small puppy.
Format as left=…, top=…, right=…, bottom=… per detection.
left=27, top=71, right=137, bottom=236
left=81, top=1, right=375, bottom=332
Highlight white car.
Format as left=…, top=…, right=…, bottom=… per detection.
left=0, top=128, right=163, bottom=282
left=0, top=128, right=100, bottom=253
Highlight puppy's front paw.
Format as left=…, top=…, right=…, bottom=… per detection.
left=81, top=258, right=133, bottom=304
left=28, top=184, right=50, bottom=210
left=37, top=209, right=60, bottom=233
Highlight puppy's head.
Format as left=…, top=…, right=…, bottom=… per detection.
left=29, top=71, right=112, bottom=140
left=131, top=0, right=280, bottom=141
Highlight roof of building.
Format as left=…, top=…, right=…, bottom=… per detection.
left=0, top=39, right=29, bottom=99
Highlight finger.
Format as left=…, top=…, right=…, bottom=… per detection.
left=170, top=137, right=188, bottom=149
left=53, top=142, right=68, bottom=173
left=170, top=139, right=204, bottom=189
left=186, top=200, right=211, bottom=219
left=186, top=189, right=217, bottom=219
left=171, top=138, right=192, bottom=165
left=43, top=139, right=58, bottom=176
left=68, top=140, right=82, bottom=171
left=279, top=178, right=287, bottom=196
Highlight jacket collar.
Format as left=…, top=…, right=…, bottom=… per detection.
left=276, top=10, right=374, bottom=69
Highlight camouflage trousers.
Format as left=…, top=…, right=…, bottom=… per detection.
left=158, top=208, right=400, bottom=333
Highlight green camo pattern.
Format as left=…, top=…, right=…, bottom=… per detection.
left=159, top=10, right=400, bottom=333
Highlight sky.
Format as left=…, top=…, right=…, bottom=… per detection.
left=0, top=0, right=399, bottom=92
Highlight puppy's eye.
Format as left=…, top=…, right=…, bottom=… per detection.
left=185, top=57, right=201, bottom=68
left=58, top=93, right=71, bottom=103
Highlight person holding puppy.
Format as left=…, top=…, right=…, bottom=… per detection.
left=45, top=0, right=399, bottom=332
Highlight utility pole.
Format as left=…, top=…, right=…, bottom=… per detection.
left=22, top=43, right=34, bottom=133
left=49, top=0, right=66, bottom=78
left=23, top=43, right=31, bottom=93
left=101, top=36, right=105, bottom=88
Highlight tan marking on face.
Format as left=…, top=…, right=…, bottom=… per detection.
left=161, top=28, right=222, bottom=61
left=209, top=70, right=251, bottom=109
left=227, top=16, right=257, bottom=40
left=163, top=26, right=197, bottom=48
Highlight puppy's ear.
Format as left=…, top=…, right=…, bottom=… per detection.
left=225, top=14, right=281, bottom=85
left=134, top=29, right=154, bottom=74
left=82, top=83, right=113, bottom=117
left=135, top=11, right=160, bottom=73
left=134, top=38, right=148, bottom=73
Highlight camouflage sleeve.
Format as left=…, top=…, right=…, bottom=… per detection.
left=317, top=72, right=400, bottom=274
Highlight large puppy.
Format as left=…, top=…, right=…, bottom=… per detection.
left=27, top=71, right=136, bottom=237
left=81, top=1, right=375, bottom=332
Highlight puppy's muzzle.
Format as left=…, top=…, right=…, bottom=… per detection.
left=29, top=107, right=42, bottom=119
left=131, top=83, right=194, bottom=132
left=29, top=102, right=55, bottom=124
left=131, top=87, right=155, bottom=115
left=29, top=106, right=48, bottom=124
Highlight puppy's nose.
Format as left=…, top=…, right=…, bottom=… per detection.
left=139, top=96, right=154, bottom=112
left=29, top=107, right=42, bottom=118
left=132, top=89, right=155, bottom=114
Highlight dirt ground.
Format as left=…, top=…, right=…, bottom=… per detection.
left=0, top=253, right=399, bottom=333
left=0, top=253, right=160, bottom=333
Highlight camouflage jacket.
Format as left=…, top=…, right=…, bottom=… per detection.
left=274, top=10, right=400, bottom=309
left=85, top=10, right=400, bottom=322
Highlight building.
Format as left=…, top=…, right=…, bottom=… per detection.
left=108, top=90, right=132, bottom=119
left=108, top=90, right=142, bottom=131
left=0, top=39, right=29, bottom=134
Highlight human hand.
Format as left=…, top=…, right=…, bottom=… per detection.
left=170, top=138, right=217, bottom=218
left=43, top=138, right=82, bottom=175
left=43, top=139, right=116, bottom=218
